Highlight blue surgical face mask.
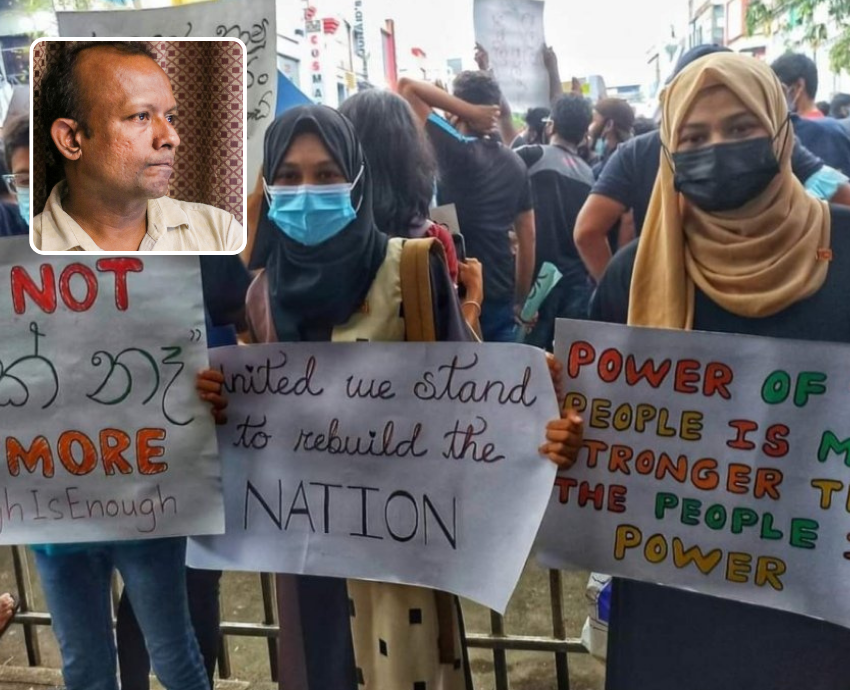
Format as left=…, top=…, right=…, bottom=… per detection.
left=15, top=189, right=29, bottom=227
left=594, top=136, right=607, bottom=158
left=264, top=164, right=364, bottom=246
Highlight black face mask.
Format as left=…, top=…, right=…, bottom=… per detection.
left=671, top=134, right=783, bottom=213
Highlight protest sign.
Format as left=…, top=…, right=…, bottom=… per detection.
left=0, top=237, right=222, bottom=543
left=56, top=0, right=275, bottom=179
left=473, top=0, right=548, bottom=112
left=188, top=342, right=559, bottom=612
left=536, top=318, right=850, bottom=628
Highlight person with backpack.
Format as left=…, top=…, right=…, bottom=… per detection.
left=247, top=104, right=474, bottom=690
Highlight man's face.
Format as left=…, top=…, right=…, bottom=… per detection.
left=72, top=48, right=180, bottom=201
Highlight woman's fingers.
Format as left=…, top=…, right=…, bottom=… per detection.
left=201, top=392, right=228, bottom=410
left=198, top=368, right=225, bottom=384
left=196, top=378, right=223, bottom=394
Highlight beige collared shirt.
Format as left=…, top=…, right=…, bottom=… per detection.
left=33, top=182, right=244, bottom=252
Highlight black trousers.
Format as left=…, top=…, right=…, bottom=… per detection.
left=117, top=567, right=222, bottom=690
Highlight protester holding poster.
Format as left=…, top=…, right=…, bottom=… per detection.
left=246, top=103, right=479, bottom=690
left=589, top=51, right=850, bottom=689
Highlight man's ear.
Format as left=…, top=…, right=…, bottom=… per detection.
left=793, top=78, right=806, bottom=102
left=50, top=118, right=84, bottom=162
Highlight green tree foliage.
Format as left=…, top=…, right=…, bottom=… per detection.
left=747, top=0, right=850, bottom=73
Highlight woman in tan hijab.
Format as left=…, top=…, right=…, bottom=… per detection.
left=591, top=52, right=850, bottom=689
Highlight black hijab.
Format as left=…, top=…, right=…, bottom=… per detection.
left=250, top=105, right=389, bottom=341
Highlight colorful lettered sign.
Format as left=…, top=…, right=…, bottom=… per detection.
left=538, top=318, right=850, bottom=628
left=0, top=238, right=223, bottom=543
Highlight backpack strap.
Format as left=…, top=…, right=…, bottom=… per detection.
left=400, top=237, right=442, bottom=342
left=399, top=237, right=457, bottom=663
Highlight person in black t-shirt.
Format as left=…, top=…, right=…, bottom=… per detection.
left=511, top=106, right=551, bottom=149
left=399, top=72, right=535, bottom=342
left=515, top=94, right=595, bottom=350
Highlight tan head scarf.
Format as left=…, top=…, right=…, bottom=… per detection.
left=628, top=52, right=831, bottom=329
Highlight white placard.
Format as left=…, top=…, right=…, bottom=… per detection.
left=56, top=0, right=275, bottom=179
left=473, top=0, right=549, bottom=112
left=537, top=318, right=850, bottom=628
left=0, top=236, right=222, bottom=543
left=189, top=342, right=559, bottom=612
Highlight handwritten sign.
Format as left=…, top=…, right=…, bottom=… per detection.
left=56, top=0, right=275, bottom=178
left=473, top=0, right=548, bottom=112
left=0, top=237, right=223, bottom=543
left=536, top=318, right=850, bottom=628
left=188, top=342, right=559, bottom=612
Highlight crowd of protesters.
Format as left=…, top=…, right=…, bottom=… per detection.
left=3, top=33, right=850, bottom=690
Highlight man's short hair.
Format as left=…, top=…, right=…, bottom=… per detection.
left=3, top=115, right=28, bottom=173
left=452, top=70, right=502, bottom=107
left=551, top=94, right=593, bottom=145
left=39, top=41, right=158, bottom=170
left=524, top=106, right=550, bottom=140
left=771, top=52, right=819, bottom=99
left=595, top=98, right=635, bottom=134
left=831, top=93, right=850, bottom=117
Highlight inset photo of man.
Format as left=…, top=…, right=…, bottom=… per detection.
left=31, top=38, right=246, bottom=253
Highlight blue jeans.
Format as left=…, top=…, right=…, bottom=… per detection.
left=480, top=300, right=517, bottom=343
left=34, top=538, right=209, bottom=690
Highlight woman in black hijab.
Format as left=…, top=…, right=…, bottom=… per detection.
left=247, top=105, right=473, bottom=690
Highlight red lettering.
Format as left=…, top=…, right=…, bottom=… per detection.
left=674, top=359, right=701, bottom=394
left=11, top=265, right=56, bottom=315
left=99, top=429, right=134, bottom=475
left=578, top=482, right=605, bottom=510
left=96, top=258, right=143, bottom=311
left=609, top=445, right=633, bottom=474
left=555, top=477, right=577, bottom=504
left=584, top=440, right=608, bottom=468
left=598, top=349, right=624, bottom=383
left=727, top=420, right=759, bottom=451
left=656, top=453, right=687, bottom=483
left=6, top=436, right=54, bottom=477
left=137, top=429, right=168, bottom=475
left=58, top=264, right=98, bottom=312
left=58, top=431, right=98, bottom=476
left=624, top=357, right=672, bottom=388
left=608, top=485, right=628, bottom=513
left=754, top=469, right=783, bottom=500
left=726, top=464, right=752, bottom=494
left=763, top=424, right=790, bottom=458
left=568, top=341, right=596, bottom=379
left=703, top=362, right=733, bottom=399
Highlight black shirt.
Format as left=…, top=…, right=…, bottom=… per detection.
left=792, top=114, right=850, bottom=178
left=590, top=206, right=850, bottom=690
left=426, top=113, right=533, bottom=304
left=0, top=201, right=28, bottom=237
left=592, top=130, right=825, bottom=236
left=515, top=143, right=594, bottom=281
